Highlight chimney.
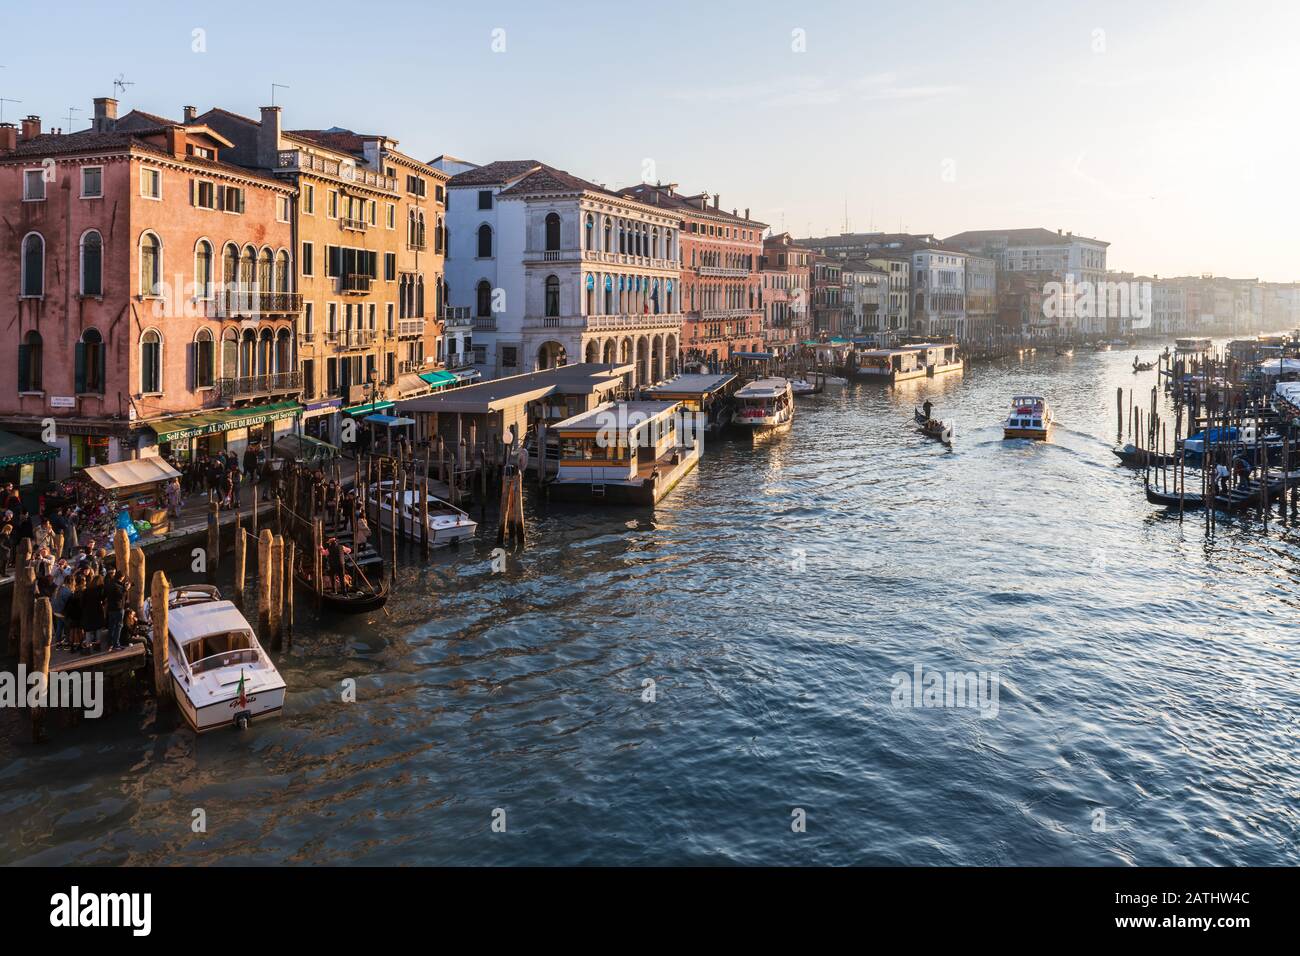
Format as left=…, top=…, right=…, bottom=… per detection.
left=0, top=123, right=15, bottom=153
left=92, top=97, right=118, bottom=132
left=712, top=193, right=719, bottom=209
left=165, top=126, right=186, bottom=158
left=257, top=105, right=282, bottom=168
left=19, top=115, right=40, bottom=142
left=744, top=208, right=750, bottom=220
left=183, top=105, right=197, bottom=123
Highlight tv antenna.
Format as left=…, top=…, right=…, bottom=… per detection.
left=113, top=73, right=134, bottom=97
left=0, top=97, right=19, bottom=124
left=271, top=83, right=290, bottom=107
left=65, top=105, right=82, bottom=132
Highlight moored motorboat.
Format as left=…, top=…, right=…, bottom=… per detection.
left=789, top=378, right=818, bottom=396
left=147, top=585, right=286, bottom=734
left=732, top=378, right=794, bottom=437
left=1003, top=395, right=1053, bottom=440
left=368, top=481, right=476, bottom=545
left=1113, top=444, right=1175, bottom=468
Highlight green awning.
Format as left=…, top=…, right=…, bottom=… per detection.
left=152, top=402, right=302, bottom=443
left=418, top=370, right=460, bottom=388
left=341, top=400, right=395, bottom=416
left=0, top=429, right=59, bottom=468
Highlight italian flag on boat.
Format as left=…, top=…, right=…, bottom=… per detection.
left=235, top=670, right=248, bottom=708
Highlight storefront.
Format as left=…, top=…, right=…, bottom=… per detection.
left=150, top=401, right=304, bottom=462
left=0, top=429, right=60, bottom=511
left=302, top=397, right=343, bottom=445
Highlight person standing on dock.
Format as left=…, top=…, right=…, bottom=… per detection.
left=79, top=572, right=106, bottom=652
left=166, top=477, right=182, bottom=518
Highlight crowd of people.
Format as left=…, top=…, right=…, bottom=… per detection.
left=165, top=442, right=277, bottom=515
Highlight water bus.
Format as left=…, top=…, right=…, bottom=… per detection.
left=1003, top=396, right=1054, bottom=440
left=732, top=379, right=794, bottom=438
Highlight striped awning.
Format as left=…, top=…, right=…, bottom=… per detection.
left=419, top=369, right=460, bottom=388
left=341, top=400, right=395, bottom=416
left=151, top=402, right=302, bottom=443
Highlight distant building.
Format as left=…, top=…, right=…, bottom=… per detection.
left=759, top=233, right=811, bottom=356
left=810, top=256, right=845, bottom=338
left=839, top=261, right=890, bottom=341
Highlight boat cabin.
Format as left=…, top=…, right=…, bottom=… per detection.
left=856, top=348, right=927, bottom=381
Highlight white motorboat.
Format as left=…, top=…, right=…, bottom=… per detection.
left=369, top=480, right=477, bottom=545
left=1004, top=395, right=1054, bottom=440
left=147, top=585, right=285, bottom=734
left=789, top=379, right=818, bottom=396
left=732, top=378, right=794, bottom=437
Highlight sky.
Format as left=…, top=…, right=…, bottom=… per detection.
left=3, top=0, right=1297, bottom=280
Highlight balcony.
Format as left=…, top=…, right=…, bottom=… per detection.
left=341, top=217, right=368, bottom=233
left=525, top=247, right=580, bottom=263
left=216, top=371, right=303, bottom=401
left=580, top=250, right=678, bottom=271
left=276, top=150, right=399, bottom=193
left=699, top=308, right=757, bottom=321
left=698, top=266, right=749, bottom=278
left=398, top=318, right=425, bottom=338
left=524, top=312, right=684, bottom=333
left=443, top=306, right=472, bottom=329
left=341, top=273, right=372, bottom=295
left=472, top=316, right=497, bottom=332
left=204, top=289, right=303, bottom=317
left=326, top=329, right=378, bottom=350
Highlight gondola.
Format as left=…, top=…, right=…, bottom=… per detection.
left=1112, top=444, right=1175, bottom=468
left=1132, top=360, right=1156, bottom=372
left=914, top=408, right=953, bottom=445
left=295, top=567, right=389, bottom=613
left=1054, top=346, right=1074, bottom=356
left=1145, top=485, right=1205, bottom=509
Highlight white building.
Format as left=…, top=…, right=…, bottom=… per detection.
left=442, top=160, right=683, bottom=385
left=911, top=246, right=968, bottom=338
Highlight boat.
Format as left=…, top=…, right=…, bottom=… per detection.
left=368, top=481, right=477, bottom=545
left=1093, top=341, right=1112, bottom=352
left=732, top=378, right=794, bottom=437
left=1113, top=444, right=1175, bottom=467
left=1211, top=477, right=1285, bottom=513
left=854, top=343, right=961, bottom=382
left=146, top=585, right=286, bottom=734
left=1055, top=346, right=1074, bottom=356
left=1132, top=357, right=1156, bottom=372
left=789, top=378, right=819, bottom=396
left=294, top=563, right=388, bottom=613
left=1003, top=395, right=1053, bottom=440
left=1146, top=485, right=1205, bottom=509
left=914, top=408, right=953, bottom=445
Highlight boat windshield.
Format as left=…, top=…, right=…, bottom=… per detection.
left=185, top=631, right=256, bottom=673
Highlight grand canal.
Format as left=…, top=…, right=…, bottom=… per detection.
left=2, top=346, right=1297, bottom=866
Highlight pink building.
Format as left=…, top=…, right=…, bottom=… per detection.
left=0, top=98, right=300, bottom=478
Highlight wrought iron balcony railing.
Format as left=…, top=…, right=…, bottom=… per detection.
left=216, top=371, right=303, bottom=400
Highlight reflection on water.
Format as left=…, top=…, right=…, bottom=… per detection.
left=2, top=349, right=1298, bottom=865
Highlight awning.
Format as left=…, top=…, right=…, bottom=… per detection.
left=341, top=400, right=395, bottom=416
left=419, top=369, right=460, bottom=388
left=364, top=414, right=416, bottom=427
left=83, top=457, right=180, bottom=493
left=273, top=433, right=339, bottom=463
left=151, top=402, right=302, bottom=443
left=0, top=430, right=59, bottom=468
left=397, top=372, right=432, bottom=397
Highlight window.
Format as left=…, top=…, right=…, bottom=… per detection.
left=301, top=241, right=314, bottom=277
left=81, top=167, right=102, bottom=199
left=277, top=196, right=291, bottom=222
left=195, top=328, right=215, bottom=388
left=303, top=302, right=314, bottom=337
left=81, top=231, right=103, bottom=296
left=140, top=330, right=162, bottom=393
left=326, top=245, right=341, bottom=278
left=407, top=175, right=426, bottom=197
left=219, top=185, right=245, bottom=213
left=385, top=253, right=396, bottom=281
left=20, top=233, right=44, bottom=297
left=75, top=329, right=106, bottom=394
left=386, top=303, right=395, bottom=333
left=139, top=232, right=162, bottom=296
left=477, top=224, right=492, bottom=258
left=328, top=190, right=338, bottom=218
left=193, top=239, right=212, bottom=299
left=545, top=275, right=560, bottom=317
left=140, top=167, right=162, bottom=199
left=194, top=180, right=215, bottom=209
left=502, top=347, right=518, bottom=368
left=477, top=190, right=492, bottom=210
left=23, top=169, right=46, bottom=201
left=476, top=280, right=492, bottom=317
left=387, top=203, right=395, bottom=229
left=303, top=183, right=315, bottom=215
left=18, top=331, right=42, bottom=392
left=545, top=213, right=561, bottom=252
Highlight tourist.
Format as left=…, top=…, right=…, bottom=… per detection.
left=104, top=569, right=127, bottom=651
left=79, top=572, right=106, bottom=651
left=52, top=572, right=73, bottom=648
left=63, top=575, right=83, bottom=651
left=0, top=523, right=12, bottom=576
left=354, top=513, right=370, bottom=552
left=1215, top=462, right=1230, bottom=494
left=166, top=477, right=183, bottom=518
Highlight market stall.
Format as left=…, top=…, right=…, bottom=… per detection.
left=273, top=433, right=340, bottom=468
left=73, top=457, right=181, bottom=543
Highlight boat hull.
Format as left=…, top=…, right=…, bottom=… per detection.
left=173, top=678, right=286, bottom=734
left=1004, top=426, right=1052, bottom=440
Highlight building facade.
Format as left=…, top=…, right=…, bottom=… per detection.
left=444, top=160, right=683, bottom=386
left=759, top=233, right=811, bottom=357
left=810, top=256, right=844, bottom=338
left=0, top=99, right=301, bottom=475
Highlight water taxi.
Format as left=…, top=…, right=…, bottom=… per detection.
left=148, top=585, right=286, bottom=734
left=1004, top=396, right=1053, bottom=440
left=368, top=480, right=477, bottom=545
left=855, top=343, right=962, bottom=382
left=732, top=378, right=794, bottom=437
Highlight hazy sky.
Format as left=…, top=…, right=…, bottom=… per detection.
left=4, top=0, right=1297, bottom=280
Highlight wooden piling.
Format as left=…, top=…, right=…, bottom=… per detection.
left=270, top=534, right=284, bottom=651
left=129, top=547, right=146, bottom=621
left=257, top=528, right=273, bottom=643
left=31, top=596, right=52, bottom=743
left=150, top=570, right=172, bottom=707
left=284, top=539, right=295, bottom=646
left=17, top=565, right=35, bottom=670
left=234, top=527, right=247, bottom=609
left=207, top=499, right=220, bottom=582
left=113, top=528, right=130, bottom=578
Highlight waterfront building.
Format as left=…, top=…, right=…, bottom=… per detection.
left=197, top=106, right=449, bottom=443
left=759, top=233, right=812, bottom=357
left=963, top=254, right=998, bottom=340
left=0, top=100, right=301, bottom=475
left=618, top=184, right=766, bottom=365
left=810, top=256, right=845, bottom=338
left=442, top=160, right=683, bottom=386
left=840, top=260, right=890, bottom=340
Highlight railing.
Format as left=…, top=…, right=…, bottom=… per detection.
left=526, top=248, right=576, bottom=262
left=581, top=250, right=677, bottom=270
left=216, top=371, right=303, bottom=400
left=525, top=312, right=684, bottom=333
left=472, top=316, right=497, bottom=331
left=398, top=359, right=424, bottom=373
left=398, top=318, right=425, bottom=338
left=298, top=331, right=316, bottom=344
left=407, top=237, right=427, bottom=251
left=443, top=306, right=472, bottom=328
left=698, top=266, right=749, bottom=278
left=699, top=308, right=756, bottom=321
left=325, top=329, right=378, bottom=349
left=206, top=289, right=303, bottom=316
left=341, top=217, right=368, bottom=232
left=342, top=273, right=372, bottom=295
left=276, top=150, right=399, bottom=192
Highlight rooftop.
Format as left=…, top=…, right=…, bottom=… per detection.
left=551, top=400, right=680, bottom=433
left=394, top=363, right=632, bottom=414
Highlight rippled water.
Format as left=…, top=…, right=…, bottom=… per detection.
left=3, top=347, right=1299, bottom=866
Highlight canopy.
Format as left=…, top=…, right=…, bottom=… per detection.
left=364, top=414, right=416, bottom=427
left=1256, top=358, right=1300, bottom=376
left=419, top=369, right=460, bottom=388
left=0, top=430, right=59, bottom=468
left=82, top=457, right=180, bottom=493
left=272, top=433, right=339, bottom=465
left=151, top=402, right=302, bottom=443
left=341, top=400, right=395, bottom=416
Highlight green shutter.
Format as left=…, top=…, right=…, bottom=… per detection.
left=17, top=345, right=29, bottom=392
left=74, top=342, right=86, bottom=394
left=96, top=344, right=105, bottom=394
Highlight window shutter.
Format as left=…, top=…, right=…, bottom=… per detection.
left=189, top=179, right=195, bottom=206
left=96, top=345, right=105, bottom=394
left=17, top=345, right=29, bottom=391
left=74, top=343, right=86, bottom=394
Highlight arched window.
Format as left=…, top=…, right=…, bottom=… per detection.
left=545, top=275, right=560, bottom=317
left=194, top=240, right=213, bottom=299
left=435, top=216, right=444, bottom=254
left=274, top=250, right=290, bottom=293
left=240, top=245, right=256, bottom=289
left=585, top=273, right=595, bottom=314
left=139, top=232, right=162, bottom=296
left=275, top=328, right=292, bottom=374
left=240, top=329, right=255, bottom=377
left=584, top=213, right=594, bottom=250
left=140, top=329, right=162, bottom=393
left=76, top=329, right=105, bottom=394
left=257, top=328, right=273, bottom=376
left=223, top=243, right=239, bottom=287
left=476, top=280, right=492, bottom=317
left=222, top=328, right=239, bottom=380
left=257, top=248, right=273, bottom=291
left=477, top=224, right=492, bottom=258
left=603, top=219, right=612, bottom=252
left=21, top=233, right=45, bottom=297
left=545, top=212, right=561, bottom=252
left=81, top=231, right=103, bottom=297
left=194, top=328, right=215, bottom=388
left=416, top=276, right=425, bottom=317
left=18, top=330, right=42, bottom=392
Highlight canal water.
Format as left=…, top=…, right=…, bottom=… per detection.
left=3, top=347, right=1298, bottom=865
